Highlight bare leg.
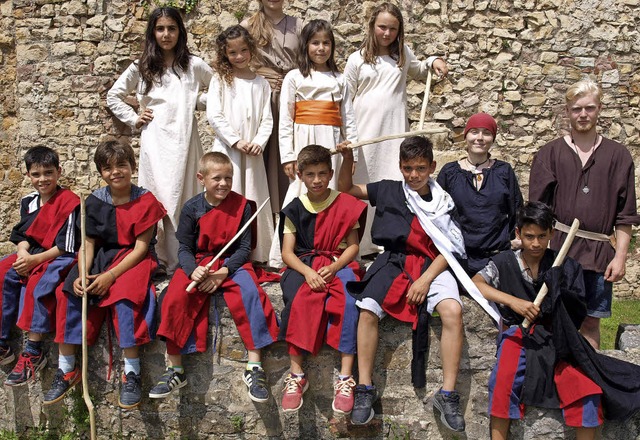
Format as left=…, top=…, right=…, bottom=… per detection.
left=248, top=349, right=261, bottom=363
left=27, top=331, right=43, bottom=342
left=490, top=416, right=511, bottom=440
left=290, top=353, right=304, bottom=375
left=435, top=299, right=463, bottom=391
left=123, top=346, right=139, bottom=360
left=575, top=427, right=597, bottom=440
left=58, top=343, right=77, bottom=356
left=356, top=310, right=379, bottom=385
left=168, top=354, right=182, bottom=368
left=580, top=316, right=600, bottom=349
left=340, top=353, right=354, bottom=377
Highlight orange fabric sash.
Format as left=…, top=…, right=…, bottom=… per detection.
left=294, top=100, right=342, bottom=126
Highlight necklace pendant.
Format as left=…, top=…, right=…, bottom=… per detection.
left=582, top=186, right=590, bottom=194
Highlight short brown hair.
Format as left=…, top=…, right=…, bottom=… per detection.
left=94, top=140, right=136, bottom=172
left=199, top=151, right=232, bottom=175
left=297, top=144, right=331, bottom=172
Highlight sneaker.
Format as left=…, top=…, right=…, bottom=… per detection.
left=351, top=384, right=377, bottom=425
left=43, top=367, right=81, bottom=405
left=433, top=389, right=466, bottom=432
left=332, top=376, right=356, bottom=415
left=0, top=346, right=15, bottom=366
left=4, top=350, right=47, bottom=386
left=243, top=367, right=269, bottom=403
left=149, top=367, right=187, bottom=399
left=281, top=373, right=308, bottom=412
left=119, top=371, right=142, bottom=409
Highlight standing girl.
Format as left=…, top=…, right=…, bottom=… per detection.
left=437, top=113, right=523, bottom=275
left=207, top=25, right=274, bottom=263
left=242, top=0, right=303, bottom=212
left=107, top=7, right=213, bottom=275
left=269, top=19, right=358, bottom=267
left=344, top=2, right=448, bottom=255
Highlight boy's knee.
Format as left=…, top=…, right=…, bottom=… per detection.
left=359, top=309, right=379, bottom=326
left=436, top=299, right=463, bottom=322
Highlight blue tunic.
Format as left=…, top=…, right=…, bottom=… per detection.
left=437, top=160, right=523, bottom=275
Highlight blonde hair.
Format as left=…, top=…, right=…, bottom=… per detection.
left=246, top=2, right=273, bottom=47
left=565, top=78, right=603, bottom=104
left=198, top=152, right=232, bottom=175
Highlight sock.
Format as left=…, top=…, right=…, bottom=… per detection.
left=171, top=365, right=184, bottom=374
left=246, top=361, right=262, bottom=371
left=59, top=354, right=76, bottom=374
left=338, top=374, right=352, bottom=381
left=25, top=340, right=43, bottom=356
left=291, top=372, right=305, bottom=378
left=440, top=389, right=454, bottom=395
left=365, top=384, right=376, bottom=390
left=124, top=357, right=141, bottom=375
left=0, top=339, right=8, bottom=348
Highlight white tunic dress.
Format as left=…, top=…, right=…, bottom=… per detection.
left=269, top=68, right=358, bottom=267
left=344, top=46, right=435, bottom=255
left=207, top=74, right=274, bottom=263
left=107, top=56, right=213, bottom=272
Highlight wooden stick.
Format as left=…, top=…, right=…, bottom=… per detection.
left=79, top=194, right=97, bottom=440
left=186, top=198, right=270, bottom=293
left=522, top=218, right=580, bottom=328
left=329, top=128, right=448, bottom=155
left=418, top=69, right=433, bottom=131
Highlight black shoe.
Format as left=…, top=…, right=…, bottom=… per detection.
left=351, top=384, right=377, bottom=425
left=242, top=366, right=269, bottom=403
left=119, top=371, right=142, bottom=409
left=4, top=350, right=47, bottom=386
left=43, top=367, right=81, bottom=405
left=149, top=367, right=187, bottom=399
left=433, top=390, right=466, bottom=432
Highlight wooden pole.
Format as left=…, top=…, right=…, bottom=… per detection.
left=418, top=69, right=433, bottom=131
left=186, top=198, right=270, bottom=293
left=329, top=128, right=448, bottom=155
left=522, top=218, right=580, bottom=328
left=79, top=194, right=97, bottom=439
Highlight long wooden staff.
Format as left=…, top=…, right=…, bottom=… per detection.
left=522, top=218, right=580, bottom=328
left=418, top=69, right=433, bottom=131
left=329, top=128, right=448, bottom=155
left=186, top=198, right=270, bottom=293
left=79, top=194, right=96, bottom=439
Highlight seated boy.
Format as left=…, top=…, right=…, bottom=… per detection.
left=472, top=201, right=604, bottom=440
left=338, top=136, right=466, bottom=431
left=0, top=146, right=79, bottom=386
left=279, top=145, right=367, bottom=414
left=47, top=140, right=166, bottom=408
left=152, top=152, right=279, bottom=403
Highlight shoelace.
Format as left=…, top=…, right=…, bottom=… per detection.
left=248, top=370, right=267, bottom=387
left=334, top=378, right=356, bottom=396
left=123, top=373, right=140, bottom=391
left=444, top=393, right=462, bottom=415
left=283, top=375, right=303, bottom=394
left=15, top=353, right=37, bottom=374
left=51, top=369, right=65, bottom=386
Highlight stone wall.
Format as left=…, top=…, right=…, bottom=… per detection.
left=0, top=287, right=639, bottom=439
left=0, top=0, right=638, bottom=294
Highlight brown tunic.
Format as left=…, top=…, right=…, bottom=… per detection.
left=529, top=137, right=640, bottom=272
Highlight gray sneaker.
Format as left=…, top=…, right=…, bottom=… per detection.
left=433, top=390, right=465, bottom=432
left=149, top=367, right=187, bottom=399
left=351, top=384, right=377, bottom=425
left=119, top=371, right=142, bottom=409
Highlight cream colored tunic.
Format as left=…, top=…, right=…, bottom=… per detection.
left=106, top=56, right=213, bottom=271
left=207, top=74, right=274, bottom=262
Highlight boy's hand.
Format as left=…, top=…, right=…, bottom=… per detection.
left=510, top=298, right=540, bottom=323
left=85, top=272, right=115, bottom=297
left=135, top=108, right=154, bottom=129
left=12, top=254, right=39, bottom=276
left=432, top=58, right=449, bottom=78
left=190, top=266, right=209, bottom=283
left=199, top=267, right=228, bottom=294
left=304, top=268, right=327, bottom=292
left=317, top=264, right=337, bottom=283
left=406, top=276, right=431, bottom=305
left=336, top=144, right=354, bottom=161
left=283, top=161, right=297, bottom=179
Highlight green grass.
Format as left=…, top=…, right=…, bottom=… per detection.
left=601, top=299, right=640, bottom=349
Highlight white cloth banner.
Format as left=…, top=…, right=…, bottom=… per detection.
left=403, top=180, right=502, bottom=326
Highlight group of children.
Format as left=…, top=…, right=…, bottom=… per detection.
left=2, top=2, right=638, bottom=438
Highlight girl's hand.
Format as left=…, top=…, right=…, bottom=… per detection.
left=235, top=139, right=249, bottom=152
left=245, top=143, right=262, bottom=156
left=509, top=298, right=540, bottom=323
left=432, top=58, right=449, bottom=78
left=85, top=272, right=115, bottom=297
left=72, top=277, right=85, bottom=297
left=317, top=264, right=337, bottom=283
left=135, top=108, right=154, bottom=129
left=190, top=266, right=209, bottom=283
left=283, top=161, right=297, bottom=179
left=305, top=268, right=327, bottom=292
left=199, top=267, right=228, bottom=294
